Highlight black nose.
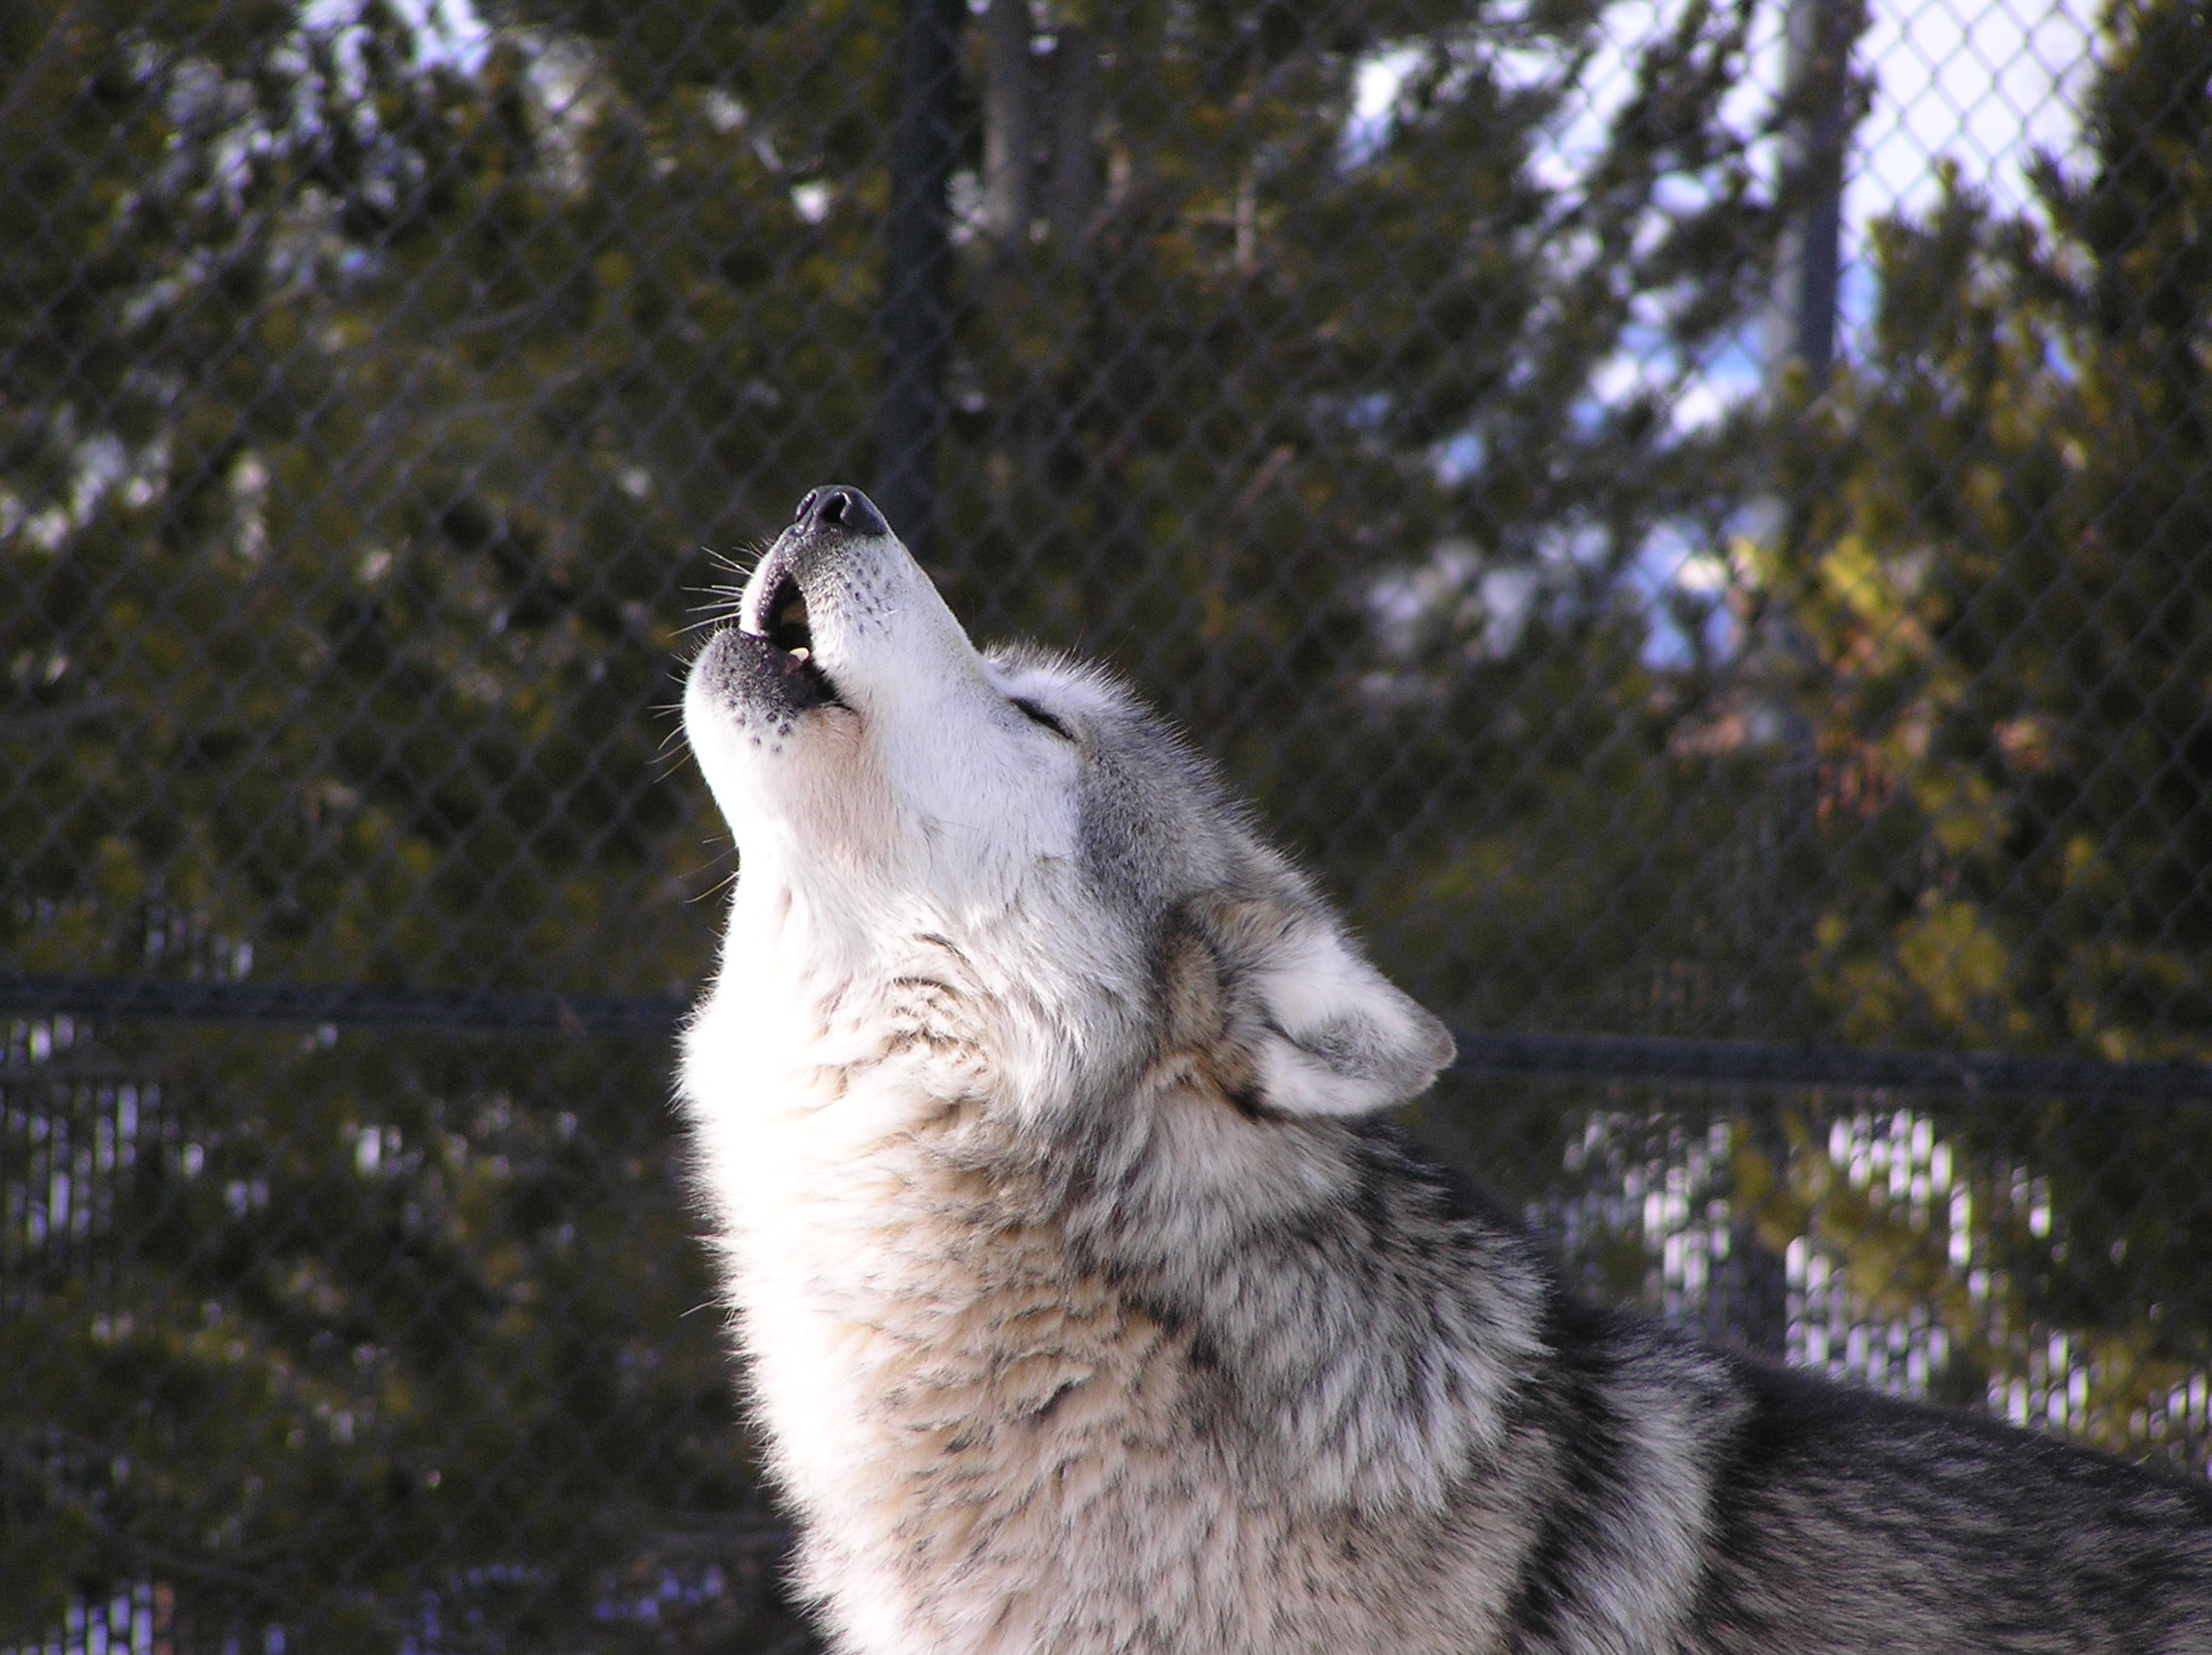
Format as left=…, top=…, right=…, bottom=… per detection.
left=793, top=485, right=889, bottom=539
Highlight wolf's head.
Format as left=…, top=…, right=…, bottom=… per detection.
left=684, top=485, right=1453, bottom=1124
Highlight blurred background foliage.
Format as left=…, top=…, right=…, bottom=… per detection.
left=4, top=0, right=2210, bottom=1645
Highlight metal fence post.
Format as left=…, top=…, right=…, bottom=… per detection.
left=1725, top=0, right=1857, bottom=1362
left=878, top=0, right=965, bottom=558
left=1768, top=0, right=1851, bottom=387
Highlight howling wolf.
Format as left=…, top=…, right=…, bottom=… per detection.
left=679, top=484, right=2212, bottom=1655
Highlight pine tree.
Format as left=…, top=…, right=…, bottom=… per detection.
left=6, top=0, right=1801, bottom=1640
left=1757, top=0, right=2212, bottom=1465
left=937, top=0, right=1788, bottom=1033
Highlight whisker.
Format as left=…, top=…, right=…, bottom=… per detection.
left=689, top=858, right=741, bottom=904
left=702, top=539, right=771, bottom=576
left=681, top=581, right=748, bottom=607
left=677, top=612, right=739, bottom=636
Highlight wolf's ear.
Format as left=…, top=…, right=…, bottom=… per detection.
left=1192, top=895, right=1456, bottom=1118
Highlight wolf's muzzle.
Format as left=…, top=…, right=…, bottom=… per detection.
left=727, top=483, right=894, bottom=713
left=700, top=483, right=894, bottom=718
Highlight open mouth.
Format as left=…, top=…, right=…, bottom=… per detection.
left=743, top=566, right=842, bottom=711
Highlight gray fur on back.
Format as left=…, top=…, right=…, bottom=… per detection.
left=679, top=488, right=2212, bottom=1655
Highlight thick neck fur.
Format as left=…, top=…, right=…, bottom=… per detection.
left=681, top=858, right=1734, bottom=1655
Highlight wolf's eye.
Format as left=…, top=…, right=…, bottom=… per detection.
left=1009, top=697, right=1073, bottom=740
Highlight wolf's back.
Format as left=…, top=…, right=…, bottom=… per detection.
left=1694, top=1360, right=2212, bottom=1652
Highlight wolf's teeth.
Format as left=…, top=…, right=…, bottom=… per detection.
left=789, top=647, right=810, bottom=666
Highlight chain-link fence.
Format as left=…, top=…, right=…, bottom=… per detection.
left=6, top=0, right=2209, bottom=1647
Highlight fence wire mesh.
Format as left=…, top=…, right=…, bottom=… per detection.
left=5, top=0, right=2210, bottom=1646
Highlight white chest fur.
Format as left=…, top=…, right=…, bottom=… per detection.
left=680, top=949, right=1244, bottom=1655
left=676, top=894, right=1554, bottom=1655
